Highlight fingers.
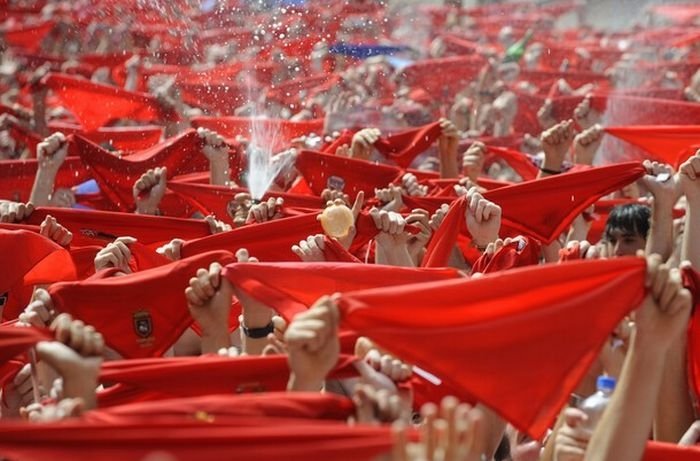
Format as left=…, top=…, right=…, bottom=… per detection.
left=235, top=248, right=258, bottom=263
left=247, top=197, right=284, bottom=223
left=186, top=262, right=223, bottom=307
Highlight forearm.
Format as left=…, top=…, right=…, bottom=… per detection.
left=646, top=199, right=674, bottom=261
left=439, top=150, right=459, bottom=179
left=653, top=334, right=694, bottom=442
left=376, top=243, right=415, bottom=267
left=209, top=158, right=231, bottom=186
left=681, top=201, right=700, bottom=267
left=585, top=334, right=666, bottom=461
left=30, top=169, right=58, bottom=206
left=31, top=93, right=48, bottom=137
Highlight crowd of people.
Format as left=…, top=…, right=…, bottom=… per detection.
left=1, top=0, right=700, bottom=459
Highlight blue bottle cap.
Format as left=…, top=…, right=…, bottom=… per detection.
left=597, top=375, right=616, bottom=392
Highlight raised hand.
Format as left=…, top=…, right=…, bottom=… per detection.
left=185, top=261, right=234, bottom=353
left=351, top=128, right=381, bottom=160
left=678, top=149, right=700, bottom=202
left=227, top=192, right=253, bottom=227
left=34, top=313, right=104, bottom=410
left=292, top=234, right=327, bottom=262
left=537, top=99, right=557, bottom=129
left=401, top=173, right=428, bottom=197
left=540, top=119, right=575, bottom=176
left=405, top=209, right=432, bottom=264
left=94, top=236, right=137, bottom=274
left=204, top=215, right=231, bottom=234
left=197, top=127, right=230, bottom=186
left=573, top=95, right=600, bottom=130
left=573, top=124, right=603, bottom=165
left=462, top=142, right=487, bottom=182
left=156, top=238, right=185, bottom=261
left=18, top=288, right=55, bottom=328
left=392, top=396, right=490, bottom=461
left=36, top=132, right=68, bottom=174
left=465, top=187, right=501, bottom=249
left=438, top=118, right=460, bottom=175
left=553, top=408, right=592, bottom=461
left=285, top=296, right=340, bottom=392
left=0, top=200, right=34, bottom=223
left=636, top=254, right=693, bottom=349
left=39, top=214, right=72, bottom=247
left=246, top=197, right=284, bottom=224
left=133, top=167, right=167, bottom=215
left=375, top=185, right=404, bottom=212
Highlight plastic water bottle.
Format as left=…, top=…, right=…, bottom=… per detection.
left=579, top=375, right=616, bottom=430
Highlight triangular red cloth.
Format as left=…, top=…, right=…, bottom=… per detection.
left=337, top=258, right=647, bottom=438
left=643, top=441, right=700, bottom=461
left=295, top=150, right=402, bottom=199
left=605, top=125, right=700, bottom=167
left=97, top=354, right=359, bottom=408
left=44, top=73, right=172, bottom=132
left=181, top=213, right=325, bottom=261
left=0, top=229, right=72, bottom=294
left=0, top=325, right=52, bottom=366
left=49, top=251, right=233, bottom=359
left=373, top=122, right=443, bottom=168
left=485, top=146, right=539, bottom=182
left=48, top=122, right=163, bottom=152
left=191, top=116, right=324, bottom=153
left=3, top=21, right=54, bottom=52
left=0, top=417, right=392, bottom=461
left=0, top=158, right=89, bottom=203
left=167, top=181, right=321, bottom=225
left=88, top=393, right=355, bottom=424
left=422, top=162, right=645, bottom=267
left=322, top=237, right=362, bottom=263
left=72, top=131, right=217, bottom=213
left=471, top=237, right=542, bottom=274
left=26, top=207, right=211, bottom=248
left=222, top=262, right=461, bottom=322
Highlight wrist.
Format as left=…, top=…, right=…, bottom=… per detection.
left=287, top=373, right=324, bottom=392
left=241, top=308, right=274, bottom=329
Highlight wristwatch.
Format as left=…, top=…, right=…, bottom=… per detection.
left=241, top=321, right=275, bottom=339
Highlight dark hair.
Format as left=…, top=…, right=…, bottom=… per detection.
left=604, top=204, right=651, bottom=241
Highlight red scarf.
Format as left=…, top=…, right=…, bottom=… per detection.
left=222, top=262, right=461, bottom=322
left=373, top=121, right=443, bottom=168
left=44, top=73, right=172, bottom=132
left=88, top=392, right=355, bottom=423
left=605, top=125, right=700, bottom=167
left=295, top=150, right=402, bottom=199
left=48, top=251, right=233, bottom=358
left=0, top=325, right=51, bottom=366
left=422, top=162, right=645, bottom=267
left=167, top=181, right=322, bottom=225
left=337, top=258, right=647, bottom=439
left=26, top=207, right=211, bottom=248
left=0, top=158, right=89, bottom=203
left=48, top=122, right=163, bottom=152
left=471, top=237, right=542, bottom=274
left=0, top=417, right=392, bottom=461
left=181, top=213, right=325, bottom=261
left=72, top=131, right=215, bottom=213
left=97, top=354, right=358, bottom=408
left=191, top=116, right=324, bottom=153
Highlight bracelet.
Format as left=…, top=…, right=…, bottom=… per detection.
left=539, top=166, right=562, bottom=175
left=241, top=321, right=275, bottom=339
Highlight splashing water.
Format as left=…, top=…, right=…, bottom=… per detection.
left=246, top=118, right=293, bottom=201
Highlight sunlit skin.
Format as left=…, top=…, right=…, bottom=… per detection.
left=604, top=229, right=646, bottom=257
